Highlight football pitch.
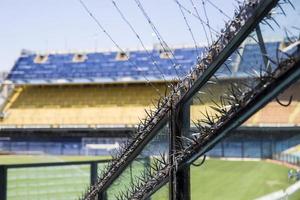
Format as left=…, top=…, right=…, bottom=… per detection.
left=0, top=155, right=299, bottom=200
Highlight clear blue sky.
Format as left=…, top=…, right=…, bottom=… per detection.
left=0, top=0, right=299, bottom=71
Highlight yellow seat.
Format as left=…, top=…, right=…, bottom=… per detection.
left=0, top=84, right=166, bottom=127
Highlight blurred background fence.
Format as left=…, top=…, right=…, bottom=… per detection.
left=273, top=153, right=300, bottom=166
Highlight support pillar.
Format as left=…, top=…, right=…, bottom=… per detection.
left=0, top=166, right=7, bottom=200
left=256, top=25, right=269, bottom=68
left=91, top=162, right=107, bottom=200
left=169, top=100, right=191, bottom=200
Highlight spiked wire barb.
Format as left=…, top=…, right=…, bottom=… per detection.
left=80, top=0, right=294, bottom=199
left=114, top=50, right=300, bottom=200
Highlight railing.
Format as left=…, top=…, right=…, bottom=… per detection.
left=0, top=159, right=110, bottom=200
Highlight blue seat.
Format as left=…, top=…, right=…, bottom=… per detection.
left=7, top=43, right=281, bottom=83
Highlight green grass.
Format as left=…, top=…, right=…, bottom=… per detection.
left=152, top=159, right=300, bottom=200
left=190, top=159, right=296, bottom=200
left=1, top=155, right=300, bottom=200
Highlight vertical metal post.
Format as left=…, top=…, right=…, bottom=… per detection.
left=268, top=141, right=272, bottom=159
left=91, top=162, right=107, bottom=200
left=0, top=166, right=7, bottom=200
left=60, top=143, right=63, bottom=155
left=169, top=100, right=191, bottom=200
left=129, top=163, right=133, bottom=185
left=221, top=142, right=225, bottom=157
left=272, top=137, right=275, bottom=156
left=260, top=139, right=263, bottom=158
left=144, top=156, right=151, bottom=200
left=90, top=162, right=98, bottom=185
left=241, top=140, right=244, bottom=158
left=256, top=25, right=269, bottom=68
left=98, top=192, right=107, bottom=200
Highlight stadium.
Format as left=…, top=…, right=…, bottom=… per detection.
left=0, top=0, right=300, bottom=200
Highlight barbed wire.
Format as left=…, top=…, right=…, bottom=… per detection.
left=174, top=0, right=200, bottom=56
left=134, top=0, right=182, bottom=80
left=206, top=0, right=232, bottom=20
left=172, top=0, right=220, bottom=35
left=111, top=0, right=172, bottom=89
left=201, top=0, right=214, bottom=43
left=189, top=0, right=211, bottom=46
left=77, top=0, right=164, bottom=98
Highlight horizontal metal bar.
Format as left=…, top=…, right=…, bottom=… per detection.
left=0, top=128, right=134, bottom=138
left=2, top=159, right=111, bottom=169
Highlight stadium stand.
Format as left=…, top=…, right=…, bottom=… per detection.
left=0, top=40, right=299, bottom=156
left=8, top=48, right=203, bottom=84
left=2, top=42, right=300, bottom=127
left=0, top=45, right=240, bottom=128
left=0, top=84, right=165, bottom=126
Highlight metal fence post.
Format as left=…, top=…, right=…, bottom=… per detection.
left=170, top=100, right=191, bottom=200
left=91, top=162, right=108, bottom=200
left=260, top=139, right=263, bottom=158
left=0, top=166, right=7, bottom=200
left=241, top=140, right=244, bottom=158
left=98, top=192, right=107, bottom=200
left=90, top=162, right=105, bottom=200
left=90, top=162, right=98, bottom=185
left=221, top=142, right=225, bottom=157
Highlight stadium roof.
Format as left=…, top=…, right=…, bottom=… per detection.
left=6, top=41, right=282, bottom=85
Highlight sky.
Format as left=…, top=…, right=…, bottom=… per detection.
left=0, top=0, right=299, bottom=71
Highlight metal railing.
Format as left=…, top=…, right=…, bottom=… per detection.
left=0, top=159, right=110, bottom=200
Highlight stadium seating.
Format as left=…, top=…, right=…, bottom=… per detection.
left=2, top=42, right=299, bottom=127
left=0, top=84, right=166, bottom=126
left=7, top=42, right=288, bottom=84
left=1, top=80, right=299, bottom=127
left=7, top=46, right=243, bottom=84
left=8, top=48, right=199, bottom=84
left=11, top=84, right=165, bottom=107
left=2, top=83, right=297, bottom=127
